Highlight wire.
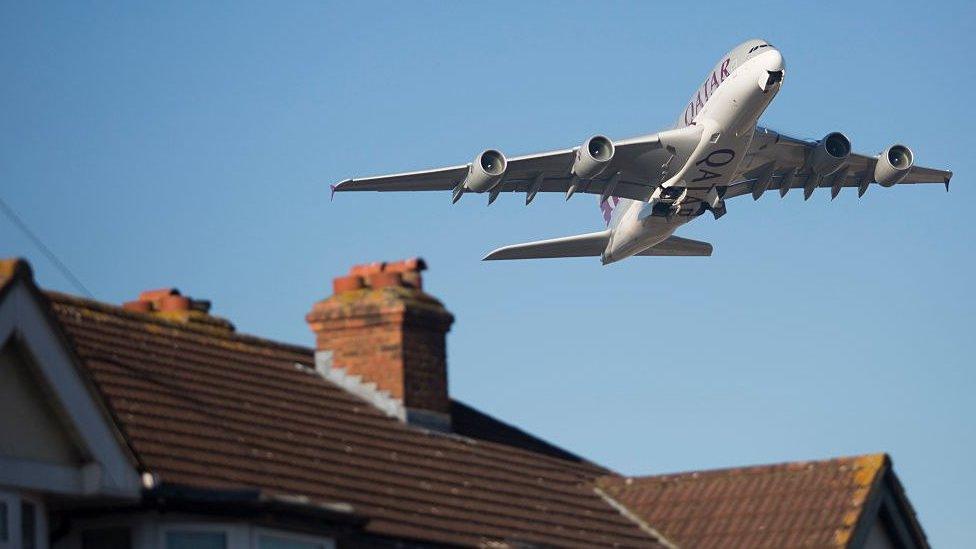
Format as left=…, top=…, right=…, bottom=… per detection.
left=0, top=195, right=94, bottom=298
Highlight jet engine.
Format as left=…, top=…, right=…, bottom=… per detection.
left=572, top=135, right=615, bottom=179
left=463, top=149, right=507, bottom=192
left=809, top=132, right=851, bottom=176
left=874, top=144, right=914, bottom=187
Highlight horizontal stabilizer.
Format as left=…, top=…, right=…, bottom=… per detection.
left=482, top=231, right=712, bottom=260
left=482, top=231, right=611, bottom=260
left=636, top=235, right=712, bottom=256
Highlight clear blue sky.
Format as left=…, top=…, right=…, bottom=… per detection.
left=2, top=1, right=973, bottom=545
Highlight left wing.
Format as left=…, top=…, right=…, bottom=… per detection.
left=720, top=127, right=952, bottom=200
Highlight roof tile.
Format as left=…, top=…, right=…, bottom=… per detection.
left=45, top=291, right=664, bottom=547
left=597, top=455, right=889, bottom=548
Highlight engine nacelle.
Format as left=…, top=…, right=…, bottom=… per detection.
left=572, top=135, right=615, bottom=179
left=874, top=144, right=914, bottom=187
left=809, top=132, right=851, bottom=176
left=462, top=149, right=507, bottom=193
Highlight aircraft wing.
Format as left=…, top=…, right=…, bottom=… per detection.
left=719, top=127, right=953, bottom=200
left=333, top=127, right=704, bottom=203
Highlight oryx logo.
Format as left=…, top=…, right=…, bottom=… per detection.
left=691, top=148, right=735, bottom=183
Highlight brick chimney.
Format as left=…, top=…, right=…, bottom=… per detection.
left=306, top=258, right=454, bottom=430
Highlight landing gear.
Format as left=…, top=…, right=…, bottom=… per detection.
left=704, top=200, right=727, bottom=220
left=652, top=186, right=689, bottom=219
left=651, top=201, right=675, bottom=218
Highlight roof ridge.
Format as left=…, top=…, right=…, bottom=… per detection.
left=46, top=290, right=314, bottom=355
left=615, top=452, right=888, bottom=482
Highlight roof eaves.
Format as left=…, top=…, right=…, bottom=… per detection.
left=142, top=482, right=369, bottom=528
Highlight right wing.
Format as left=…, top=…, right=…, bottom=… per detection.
left=333, top=127, right=705, bottom=203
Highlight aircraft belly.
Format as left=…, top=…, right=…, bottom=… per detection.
left=682, top=130, right=753, bottom=200
left=606, top=204, right=691, bottom=262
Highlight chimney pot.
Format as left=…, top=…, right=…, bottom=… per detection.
left=139, top=288, right=180, bottom=303
left=384, top=257, right=425, bottom=274
left=368, top=271, right=403, bottom=289
left=333, top=275, right=365, bottom=294
left=124, top=287, right=234, bottom=332
left=159, top=295, right=191, bottom=312
left=350, top=262, right=384, bottom=278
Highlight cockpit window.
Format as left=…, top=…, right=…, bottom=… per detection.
left=748, top=43, right=772, bottom=54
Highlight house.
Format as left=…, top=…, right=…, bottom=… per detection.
left=0, top=256, right=929, bottom=548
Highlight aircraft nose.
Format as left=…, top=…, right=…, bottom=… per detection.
left=764, top=49, right=784, bottom=72
left=758, top=49, right=785, bottom=92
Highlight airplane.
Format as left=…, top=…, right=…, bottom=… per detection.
left=332, top=39, right=952, bottom=264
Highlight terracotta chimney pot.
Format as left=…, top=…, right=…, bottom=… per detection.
left=350, top=262, right=384, bottom=278
left=139, top=288, right=180, bottom=303
left=159, top=295, right=191, bottom=312
left=369, top=271, right=403, bottom=289
left=333, top=275, right=365, bottom=294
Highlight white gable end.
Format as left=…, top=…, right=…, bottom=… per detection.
left=0, top=280, right=141, bottom=499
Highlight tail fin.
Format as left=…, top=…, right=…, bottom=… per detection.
left=600, top=196, right=621, bottom=226
left=483, top=230, right=611, bottom=260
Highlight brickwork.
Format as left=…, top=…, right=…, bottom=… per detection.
left=306, top=258, right=454, bottom=414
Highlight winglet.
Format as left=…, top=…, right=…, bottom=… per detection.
left=945, top=172, right=952, bottom=192
left=331, top=179, right=351, bottom=201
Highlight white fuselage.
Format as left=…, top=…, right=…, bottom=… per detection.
left=602, top=41, right=785, bottom=264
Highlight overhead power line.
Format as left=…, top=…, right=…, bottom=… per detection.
left=0, top=195, right=94, bottom=298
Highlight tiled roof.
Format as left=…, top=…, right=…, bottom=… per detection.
left=44, top=291, right=665, bottom=548
left=597, top=455, right=901, bottom=549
